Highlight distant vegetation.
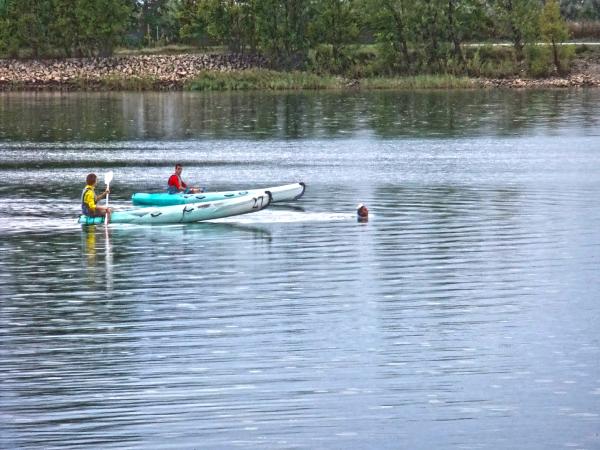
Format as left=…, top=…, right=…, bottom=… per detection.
left=0, top=0, right=599, bottom=78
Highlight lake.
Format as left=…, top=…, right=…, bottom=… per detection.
left=1, top=90, right=599, bottom=449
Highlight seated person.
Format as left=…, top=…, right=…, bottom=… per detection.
left=167, top=163, right=202, bottom=194
left=82, top=173, right=111, bottom=222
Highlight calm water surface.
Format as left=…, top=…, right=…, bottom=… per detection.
left=1, top=90, right=599, bottom=449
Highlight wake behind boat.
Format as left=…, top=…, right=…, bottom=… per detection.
left=131, top=182, right=305, bottom=207
left=79, top=191, right=271, bottom=225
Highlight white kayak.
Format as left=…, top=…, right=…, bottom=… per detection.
left=79, top=191, right=271, bottom=225
left=131, top=182, right=305, bottom=207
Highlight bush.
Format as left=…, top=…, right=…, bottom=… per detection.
left=557, top=44, right=576, bottom=74
left=361, top=74, right=475, bottom=89
left=465, top=45, right=518, bottom=78
left=526, top=44, right=575, bottom=76
left=345, top=46, right=378, bottom=78
left=466, top=44, right=514, bottom=64
left=185, top=69, right=339, bottom=91
left=309, top=44, right=358, bottom=75
left=526, top=45, right=552, bottom=77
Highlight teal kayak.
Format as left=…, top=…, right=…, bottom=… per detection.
left=79, top=191, right=271, bottom=225
left=131, top=182, right=305, bottom=207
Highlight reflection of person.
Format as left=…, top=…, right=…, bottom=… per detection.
left=167, top=163, right=202, bottom=194
left=357, top=203, right=369, bottom=222
left=82, top=173, right=111, bottom=223
left=84, top=225, right=97, bottom=267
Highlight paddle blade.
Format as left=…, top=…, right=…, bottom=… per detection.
left=104, top=171, right=114, bottom=186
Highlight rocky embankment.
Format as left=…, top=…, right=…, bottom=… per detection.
left=1, top=53, right=600, bottom=89
left=480, top=73, right=600, bottom=88
left=0, top=54, right=268, bottom=89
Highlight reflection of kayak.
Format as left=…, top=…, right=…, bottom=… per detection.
left=79, top=191, right=271, bottom=225
left=131, top=182, right=305, bottom=207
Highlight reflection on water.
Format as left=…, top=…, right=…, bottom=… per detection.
left=1, top=89, right=600, bottom=142
left=1, top=91, right=600, bottom=449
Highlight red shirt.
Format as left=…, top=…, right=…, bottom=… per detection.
left=168, top=174, right=187, bottom=191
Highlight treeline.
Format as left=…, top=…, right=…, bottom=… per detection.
left=0, top=0, right=596, bottom=76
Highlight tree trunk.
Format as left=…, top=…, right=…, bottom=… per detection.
left=505, top=0, right=524, bottom=62
left=384, top=1, right=410, bottom=69
left=447, top=0, right=464, bottom=65
left=552, top=38, right=561, bottom=72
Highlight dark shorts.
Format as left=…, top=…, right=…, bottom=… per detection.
left=167, top=187, right=190, bottom=194
left=83, top=209, right=103, bottom=217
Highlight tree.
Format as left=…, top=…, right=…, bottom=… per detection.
left=134, top=0, right=182, bottom=46
left=309, top=0, right=360, bottom=73
left=254, top=0, right=313, bottom=69
left=177, top=0, right=208, bottom=45
left=0, top=0, right=53, bottom=58
left=445, top=0, right=488, bottom=68
left=540, top=0, right=569, bottom=71
left=74, top=0, right=133, bottom=56
left=365, top=0, right=414, bottom=72
left=0, top=0, right=132, bottom=58
left=196, top=0, right=256, bottom=53
left=560, top=0, right=600, bottom=20
left=494, top=0, right=542, bottom=62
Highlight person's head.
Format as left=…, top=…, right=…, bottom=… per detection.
left=86, top=173, right=97, bottom=186
left=357, top=203, right=369, bottom=220
left=175, top=163, right=183, bottom=174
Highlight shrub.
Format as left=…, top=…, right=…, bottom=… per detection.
left=526, top=45, right=552, bottom=77
left=185, top=69, right=339, bottom=91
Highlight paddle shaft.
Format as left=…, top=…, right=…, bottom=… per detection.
left=104, top=171, right=113, bottom=225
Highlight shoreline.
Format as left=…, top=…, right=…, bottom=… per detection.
left=1, top=54, right=600, bottom=91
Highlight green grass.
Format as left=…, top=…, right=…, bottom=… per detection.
left=184, top=69, right=340, bottom=91
left=360, top=75, right=477, bottom=89
left=0, top=72, right=480, bottom=91
left=71, top=75, right=163, bottom=90
left=184, top=70, right=478, bottom=91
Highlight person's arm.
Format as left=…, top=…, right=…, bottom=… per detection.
left=94, top=189, right=109, bottom=202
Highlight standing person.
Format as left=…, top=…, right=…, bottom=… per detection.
left=167, top=163, right=202, bottom=194
left=82, top=173, right=111, bottom=223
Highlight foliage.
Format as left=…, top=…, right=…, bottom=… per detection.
left=540, top=0, right=570, bottom=72
left=560, top=0, right=600, bottom=20
left=176, top=0, right=207, bottom=45
left=0, top=0, right=132, bottom=57
left=254, top=0, right=313, bottom=69
left=493, top=0, right=542, bottom=62
left=465, top=45, right=519, bottom=77
left=541, top=0, right=570, bottom=43
left=526, top=44, right=553, bottom=77
left=308, top=0, right=360, bottom=73
left=76, top=74, right=161, bottom=90
left=185, top=69, right=339, bottom=90
left=310, top=44, right=361, bottom=75
left=193, top=0, right=257, bottom=53
left=0, top=0, right=53, bottom=57
left=360, top=74, right=476, bottom=89
left=0, top=0, right=582, bottom=78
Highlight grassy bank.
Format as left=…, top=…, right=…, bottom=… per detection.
left=360, top=75, right=476, bottom=89
left=184, top=69, right=339, bottom=90
left=0, top=66, right=479, bottom=91
left=56, top=70, right=476, bottom=91
left=183, top=70, right=476, bottom=91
